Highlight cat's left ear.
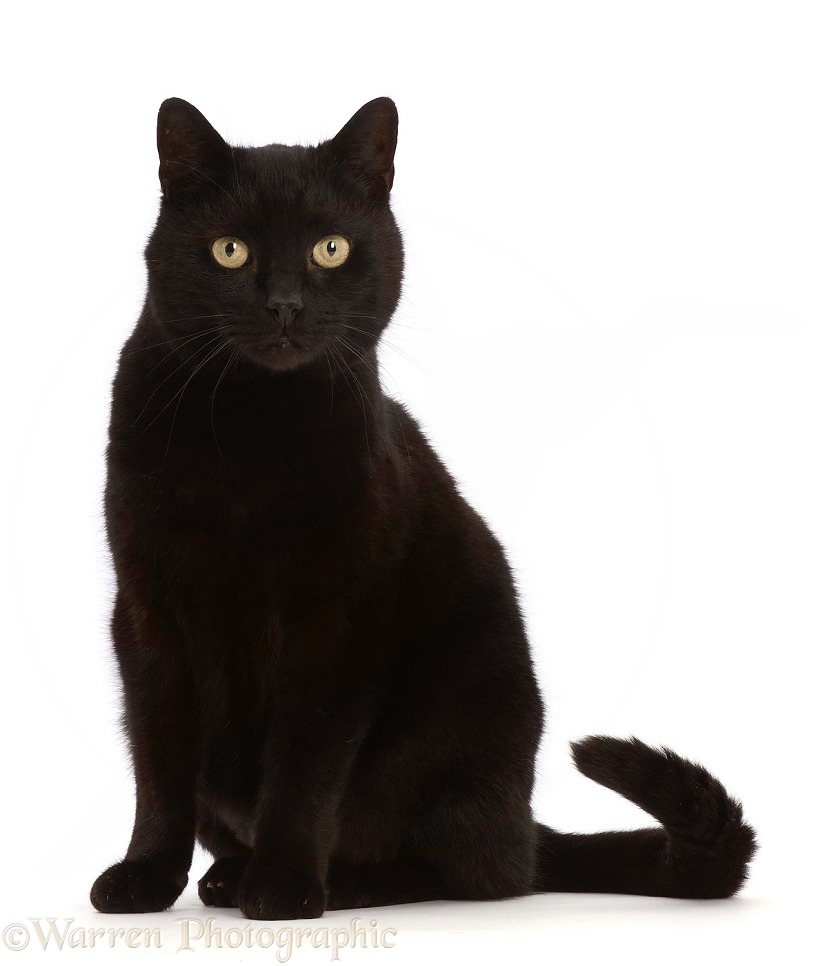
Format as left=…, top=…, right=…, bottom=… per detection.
left=157, top=98, right=232, bottom=199
left=325, top=97, right=398, bottom=200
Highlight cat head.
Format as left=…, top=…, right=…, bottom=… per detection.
left=145, top=97, right=403, bottom=373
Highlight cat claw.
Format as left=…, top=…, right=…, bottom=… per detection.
left=198, top=857, right=248, bottom=908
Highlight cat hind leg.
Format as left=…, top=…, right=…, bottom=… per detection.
left=198, top=856, right=250, bottom=908
left=195, top=807, right=251, bottom=908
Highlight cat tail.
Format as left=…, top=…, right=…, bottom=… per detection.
left=534, top=736, right=757, bottom=898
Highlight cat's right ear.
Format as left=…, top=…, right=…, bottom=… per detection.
left=157, top=98, right=232, bottom=199
left=325, top=98, right=398, bottom=201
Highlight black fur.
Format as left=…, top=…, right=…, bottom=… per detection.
left=90, top=98, right=756, bottom=920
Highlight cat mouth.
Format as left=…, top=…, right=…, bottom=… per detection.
left=231, top=333, right=308, bottom=353
left=230, top=332, right=320, bottom=371
left=260, top=337, right=301, bottom=351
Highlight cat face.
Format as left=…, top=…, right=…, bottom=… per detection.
left=145, top=98, right=403, bottom=373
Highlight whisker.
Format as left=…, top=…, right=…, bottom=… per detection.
left=323, top=344, right=336, bottom=415
left=328, top=311, right=429, bottom=332
left=124, top=315, right=234, bottom=354
left=335, top=333, right=404, bottom=402
left=163, top=342, right=230, bottom=460
left=329, top=340, right=371, bottom=458
left=335, top=336, right=382, bottom=385
left=333, top=336, right=412, bottom=465
left=334, top=337, right=377, bottom=394
left=136, top=334, right=225, bottom=426
left=335, top=321, right=426, bottom=376
left=210, top=345, right=241, bottom=464
left=144, top=326, right=231, bottom=374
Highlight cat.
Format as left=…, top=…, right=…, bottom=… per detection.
left=90, top=97, right=756, bottom=921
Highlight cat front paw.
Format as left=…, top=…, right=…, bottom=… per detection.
left=238, top=859, right=326, bottom=921
left=90, top=860, right=188, bottom=914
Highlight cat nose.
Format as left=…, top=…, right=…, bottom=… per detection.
left=266, top=296, right=303, bottom=329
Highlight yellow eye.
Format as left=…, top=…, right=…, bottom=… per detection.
left=211, top=237, right=250, bottom=269
left=311, top=235, right=351, bottom=269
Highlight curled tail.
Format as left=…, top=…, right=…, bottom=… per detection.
left=535, top=736, right=756, bottom=898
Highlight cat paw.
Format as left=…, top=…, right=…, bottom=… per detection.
left=198, top=856, right=249, bottom=908
left=238, top=859, right=326, bottom=921
left=90, top=860, right=188, bottom=913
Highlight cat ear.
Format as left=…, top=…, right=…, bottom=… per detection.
left=327, top=97, right=398, bottom=199
left=157, top=98, right=232, bottom=198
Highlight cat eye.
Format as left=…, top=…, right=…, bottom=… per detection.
left=211, top=237, right=251, bottom=269
left=311, top=235, right=351, bottom=269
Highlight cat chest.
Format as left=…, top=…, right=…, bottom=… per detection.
left=124, top=518, right=350, bottom=679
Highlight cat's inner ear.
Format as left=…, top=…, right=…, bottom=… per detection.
left=327, top=97, right=398, bottom=199
left=157, top=98, right=232, bottom=198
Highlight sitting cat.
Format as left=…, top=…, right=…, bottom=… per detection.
left=90, top=97, right=755, bottom=920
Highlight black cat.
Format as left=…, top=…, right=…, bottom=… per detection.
left=90, top=97, right=756, bottom=920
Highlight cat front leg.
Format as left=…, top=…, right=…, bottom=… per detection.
left=239, top=683, right=375, bottom=921
left=91, top=594, right=197, bottom=913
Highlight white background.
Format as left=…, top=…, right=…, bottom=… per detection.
left=1, top=1, right=812, bottom=963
